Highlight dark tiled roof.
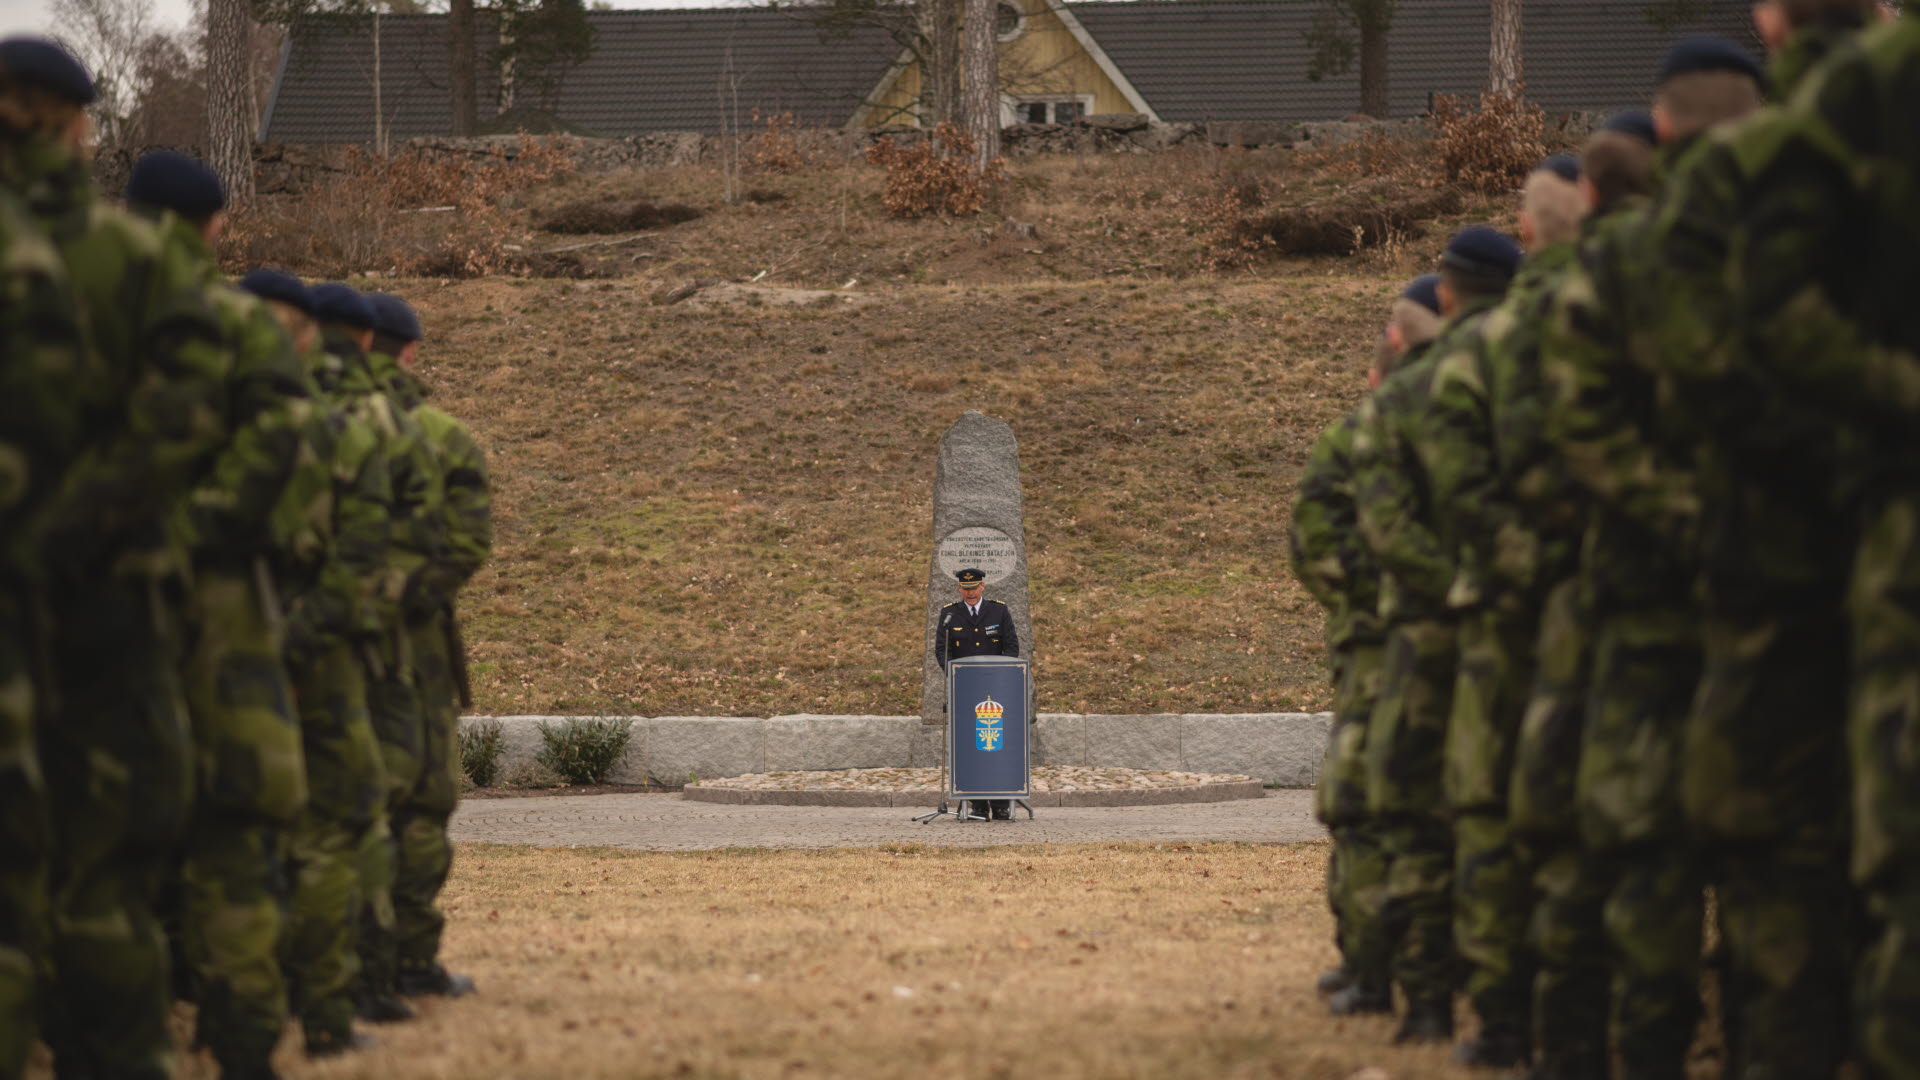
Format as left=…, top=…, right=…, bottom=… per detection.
left=263, top=9, right=902, bottom=142
left=1070, top=0, right=1762, bottom=122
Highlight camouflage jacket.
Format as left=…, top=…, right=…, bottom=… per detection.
left=1352, top=298, right=1501, bottom=625
left=0, top=186, right=90, bottom=581
left=387, top=369, right=492, bottom=607
left=1290, top=409, right=1383, bottom=654
left=1421, top=244, right=1582, bottom=615
left=3, top=134, right=232, bottom=581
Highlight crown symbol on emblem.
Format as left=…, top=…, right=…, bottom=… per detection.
left=974, top=696, right=1004, bottom=722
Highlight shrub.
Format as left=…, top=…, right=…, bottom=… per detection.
left=745, top=111, right=812, bottom=173
left=1430, top=87, right=1547, bottom=194
left=535, top=718, right=633, bottom=786
left=502, top=759, right=565, bottom=790
left=219, top=134, right=575, bottom=277
left=1236, top=181, right=1463, bottom=256
left=459, top=718, right=507, bottom=788
left=537, top=198, right=702, bottom=234
left=865, top=123, right=1006, bottom=218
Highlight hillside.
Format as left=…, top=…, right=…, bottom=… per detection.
left=349, top=140, right=1508, bottom=716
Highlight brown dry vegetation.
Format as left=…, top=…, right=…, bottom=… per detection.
left=150, top=839, right=1490, bottom=1080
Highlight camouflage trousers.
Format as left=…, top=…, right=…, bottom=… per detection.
left=37, top=574, right=191, bottom=1080
left=395, top=611, right=462, bottom=977
left=177, top=564, right=307, bottom=1070
left=1510, top=578, right=1608, bottom=1077
left=358, top=626, right=422, bottom=1002
left=1684, top=587, right=1854, bottom=1079
left=1448, top=609, right=1539, bottom=1039
left=1320, top=641, right=1388, bottom=986
left=1369, top=618, right=1457, bottom=1007
left=1849, top=489, right=1920, bottom=1079
left=284, top=638, right=384, bottom=1046
left=1578, top=604, right=1703, bottom=1080
left=0, top=580, right=47, bottom=1080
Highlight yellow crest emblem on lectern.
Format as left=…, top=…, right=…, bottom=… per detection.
left=973, top=696, right=1004, bottom=751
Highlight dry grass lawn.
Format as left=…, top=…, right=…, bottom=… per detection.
left=166, top=840, right=1479, bottom=1080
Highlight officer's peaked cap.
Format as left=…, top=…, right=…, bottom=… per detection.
left=1599, top=109, right=1659, bottom=146
left=1441, top=226, right=1523, bottom=280
left=1400, top=273, right=1442, bottom=315
left=309, top=282, right=377, bottom=330
left=956, top=569, right=986, bottom=584
left=0, top=37, right=95, bottom=105
left=1659, top=35, right=1765, bottom=85
left=239, top=268, right=313, bottom=315
left=1536, top=153, right=1581, bottom=183
left=125, top=150, right=226, bottom=219
left=363, top=291, right=423, bottom=342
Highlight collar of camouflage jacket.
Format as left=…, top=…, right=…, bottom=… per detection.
left=1770, top=24, right=1859, bottom=101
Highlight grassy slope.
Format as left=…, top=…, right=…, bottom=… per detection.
left=402, top=145, right=1511, bottom=717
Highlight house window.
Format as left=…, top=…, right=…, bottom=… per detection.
left=1052, top=100, right=1084, bottom=124
left=1009, top=95, right=1093, bottom=125
left=995, top=2, right=1024, bottom=42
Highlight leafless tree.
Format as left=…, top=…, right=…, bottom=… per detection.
left=918, top=0, right=962, bottom=126
left=961, top=0, right=996, bottom=170
left=50, top=0, right=155, bottom=151
left=1489, top=0, right=1523, bottom=97
left=448, top=0, right=478, bottom=135
left=206, top=0, right=253, bottom=199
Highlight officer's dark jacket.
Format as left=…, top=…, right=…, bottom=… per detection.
left=935, top=598, right=1018, bottom=668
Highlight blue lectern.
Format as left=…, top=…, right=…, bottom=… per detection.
left=914, top=655, right=1033, bottom=822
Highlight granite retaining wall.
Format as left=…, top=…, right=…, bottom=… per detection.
left=459, top=712, right=1332, bottom=789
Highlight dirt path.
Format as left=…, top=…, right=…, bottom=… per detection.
left=450, top=788, right=1324, bottom=850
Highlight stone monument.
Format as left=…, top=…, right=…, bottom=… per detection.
left=922, top=412, right=1032, bottom=723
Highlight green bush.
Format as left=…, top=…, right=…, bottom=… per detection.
left=459, top=718, right=507, bottom=788
left=535, top=718, right=633, bottom=786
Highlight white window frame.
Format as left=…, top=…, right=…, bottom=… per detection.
left=994, top=2, right=1026, bottom=42
left=1002, top=93, right=1096, bottom=127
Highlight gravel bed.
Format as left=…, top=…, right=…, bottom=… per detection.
left=688, top=765, right=1255, bottom=793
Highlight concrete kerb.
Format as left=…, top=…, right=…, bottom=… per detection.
left=459, top=713, right=1331, bottom=789
left=681, top=778, right=1268, bottom=808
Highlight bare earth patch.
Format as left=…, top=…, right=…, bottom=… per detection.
left=694, top=765, right=1253, bottom=793
left=152, top=840, right=1489, bottom=1080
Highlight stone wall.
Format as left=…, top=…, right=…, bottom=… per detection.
left=462, top=712, right=1333, bottom=789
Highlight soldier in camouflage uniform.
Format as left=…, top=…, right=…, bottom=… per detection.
left=0, top=49, right=93, bottom=1073
left=1291, top=285, right=1431, bottom=1015
left=1415, top=158, right=1590, bottom=1069
left=1354, top=228, right=1521, bottom=1044
left=122, top=151, right=329, bottom=1080
left=1646, top=5, right=1917, bottom=1072
left=1498, top=117, right=1659, bottom=1080
left=309, top=284, right=443, bottom=1024
left=2, top=37, right=241, bottom=1080
left=1538, top=38, right=1771, bottom=1079
left=248, top=275, right=391, bottom=1058
left=363, top=292, right=490, bottom=999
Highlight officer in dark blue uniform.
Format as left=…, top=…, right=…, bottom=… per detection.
left=936, top=568, right=1020, bottom=820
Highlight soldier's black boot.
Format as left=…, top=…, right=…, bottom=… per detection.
left=305, top=1030, right=376, bottom=1059
left=1452, top=1028, right=1529, bottom=1069
left=1391, top=997, right=1454, bottom=1045
left=990, top=801, right=1013, bottom=820
left=397, top=964, right=477, bottom=998
left=356, top=993, right=415, bottom=1023
left=1326, top=980, right=1392, bottom=1016
left=1316, top=964, right=1354, bottom=995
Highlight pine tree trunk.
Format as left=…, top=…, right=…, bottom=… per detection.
left=206, top=0, right=253, bottom=202
left=1489, top=0, right=1523, bottom=97
left=1358, top=16, right=1388, bottom=117
left=449, top=0, right=478, bottom=136
left=961, top=0, right=998, bottom=171
left=920, top=0, right=964, bottom=126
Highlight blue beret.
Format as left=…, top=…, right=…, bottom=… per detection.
left=239, top=269, right=312, bottom=316
left=125, top=150, right=226, bottom=219
left=1442, top=225, right=1523, bottom=280
left=1400, top=273, right=1442, bottom=315
left=1599, top=109, right=1658, bottom=146
left=1536, top=153, right=1581, bottom=183
left=1659, top=35, right=1765, bottom=85
left=309, top=283, right=376, bottom=330
left=363, top=292, right=422, bottom=342
left=0, top=37, right=95, bottom=105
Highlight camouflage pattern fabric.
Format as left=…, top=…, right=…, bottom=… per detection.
left=1526, top=843, right=1610, bottom=1080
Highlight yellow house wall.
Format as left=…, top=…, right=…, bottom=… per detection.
left=864, top=0, right=1132, bottom=126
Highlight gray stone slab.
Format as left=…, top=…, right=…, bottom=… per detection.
left=908, top=722, right=946, bottom=769
left=1032, top=713, right=1086, bottom=767
left=460, top=715, right=649, bottom=784
left=922, top=412, right=1032, bottom=722
left=763, top=715, right=918, bottom=772
left=1178, top=713, right=1332, bottom=787
left=643, top=717, right=765, bottom=785
left=1084, top=713, right=1182, bottom=769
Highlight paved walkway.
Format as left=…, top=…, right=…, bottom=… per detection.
left=451, top=789, right=1325, bottom=850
